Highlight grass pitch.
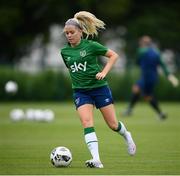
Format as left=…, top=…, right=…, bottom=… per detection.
left=0, top=102, right=180, bottom=175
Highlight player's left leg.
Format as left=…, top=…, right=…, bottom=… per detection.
left=144, top=82, right=167, bottom=120
left=92, top=85, right=136, bottom=155
left=100, top=104, right=136, bottom=156
left=145, top=96, right=167, bottom=120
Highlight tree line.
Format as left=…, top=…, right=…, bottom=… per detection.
left=0, top=0, right=180, bottom=65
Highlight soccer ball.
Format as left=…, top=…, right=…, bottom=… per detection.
left=25, top=109, right=36, bottom=121
left=44, top=109, right=54, bottom=122
left=10, top=109, right=25, bottom=121
left=34, top=109, right=44, bottom=121
left=5, top=81, right=18, bottom=94
left=50, top=146, right=72, bottom=167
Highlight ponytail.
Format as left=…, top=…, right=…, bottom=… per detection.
left=74, top=11, right=105, bottom=38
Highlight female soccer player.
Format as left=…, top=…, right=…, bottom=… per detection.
left=61, top=11, right=136, bottom=168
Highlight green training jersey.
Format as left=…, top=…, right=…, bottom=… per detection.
left=61, top=39, right=108, bottom=89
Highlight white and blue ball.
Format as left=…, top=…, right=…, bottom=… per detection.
left=5, top=81, right=18, bottom=94
left=50, top=146, right=72, bottom=167
left=10, top=109, right=25, bottom=121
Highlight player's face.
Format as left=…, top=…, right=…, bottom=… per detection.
left=139, top=36, right=152, bottom=47
left=64, top=25, right=82, bottom=47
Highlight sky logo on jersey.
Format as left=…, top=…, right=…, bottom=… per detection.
left=70, top=61, right=87, bottom=72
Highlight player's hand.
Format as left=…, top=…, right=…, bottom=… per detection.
left=168, top=74, right=179, bottom=87
left=96, top=72, right=106, bottom=80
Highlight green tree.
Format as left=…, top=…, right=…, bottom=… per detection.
left=0, top=0, right=179, bottom=66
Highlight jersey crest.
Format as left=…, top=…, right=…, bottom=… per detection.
left=80, top=50, right=86, bottom=57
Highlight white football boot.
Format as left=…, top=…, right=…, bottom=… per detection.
left=124, top=131, right=136, bottom=156
left=85, top=159, right=104, bottom=168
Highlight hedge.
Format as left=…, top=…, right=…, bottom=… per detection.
left=0, top=67, right=179, bottom=101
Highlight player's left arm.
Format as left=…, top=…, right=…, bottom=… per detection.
left=96, top=49, right=118, bottom=80
left=159, top=56, right=170, bottom=76
left=159, top=56, right=179, bottom=87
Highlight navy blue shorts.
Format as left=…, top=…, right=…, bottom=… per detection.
left=73, top=85, right=114, bottom=109
left=136, top=78, right=156, bottom=96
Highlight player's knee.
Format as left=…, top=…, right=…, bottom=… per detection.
left=132, top=85, right=140, bottom=94
left=81, top=118, right=93, bottom=128
left=144, top=96, right=152, bottom=101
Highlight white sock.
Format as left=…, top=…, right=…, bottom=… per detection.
left=117, top=121, right=128, bottom=137
left=85, top=132, right=100, bottom=161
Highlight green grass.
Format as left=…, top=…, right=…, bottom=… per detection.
left=0, top=102, right=180, bottom=175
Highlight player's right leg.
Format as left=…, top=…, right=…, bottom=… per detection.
left=122, top=84, right=141, bottom=117
left=77, top=104, right=103, bottom=168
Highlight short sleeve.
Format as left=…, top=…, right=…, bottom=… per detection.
left=60, top=50, right=69, bottom=68
left=90, top=41, right=108, bottom=56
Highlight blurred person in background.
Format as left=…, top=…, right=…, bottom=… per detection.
left=123, top=35, right=179, bottom=120
left=61, top=11, right=136, bottom=168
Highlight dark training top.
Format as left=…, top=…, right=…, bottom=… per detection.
left=137, top=47, right=169, bottom=82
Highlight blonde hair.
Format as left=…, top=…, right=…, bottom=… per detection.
left=74, top=11, right=105, bottom=38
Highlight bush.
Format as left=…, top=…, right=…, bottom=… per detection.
left=107, top=70, right=180, bottom=102
left=0, top=67, right=179, bottom=101
left=0, top=67, right=72, bottom=101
